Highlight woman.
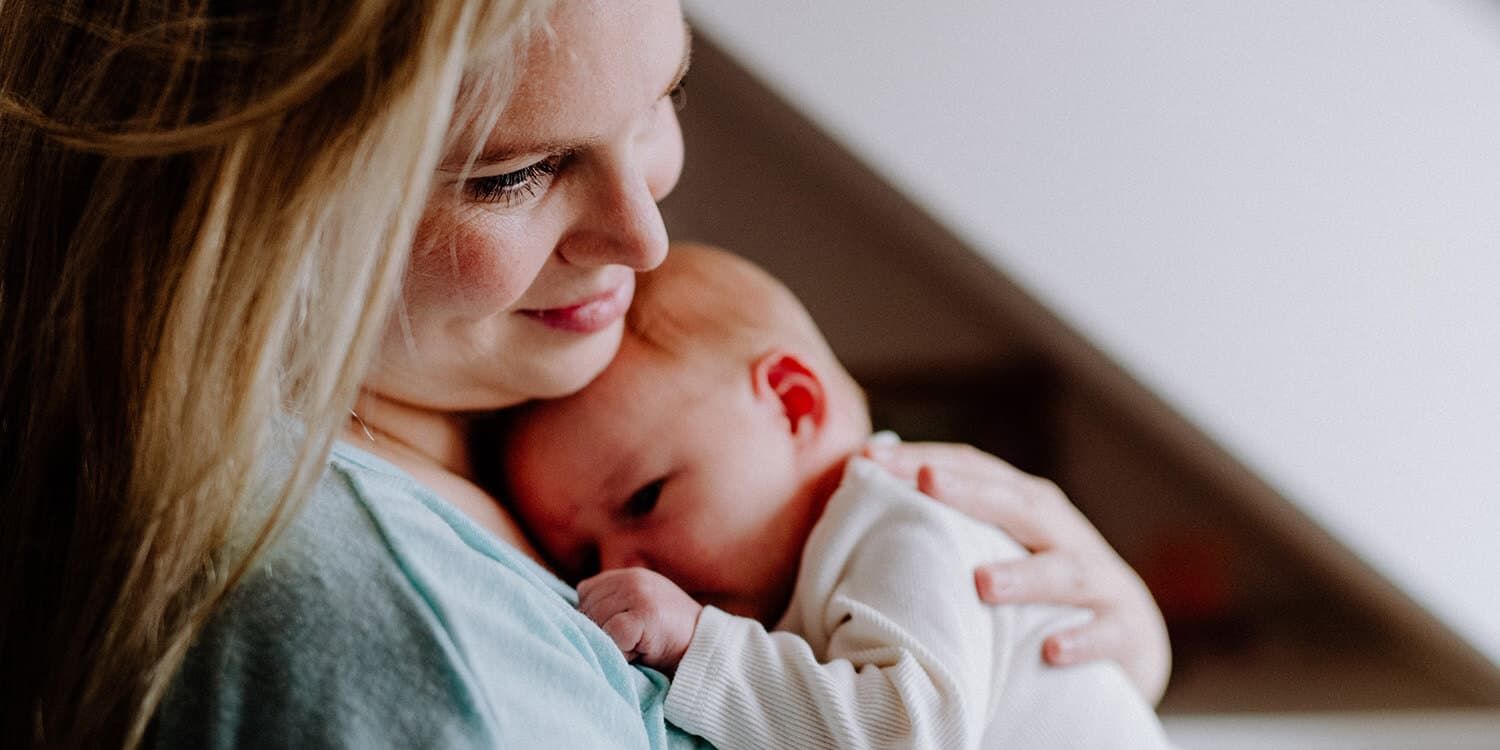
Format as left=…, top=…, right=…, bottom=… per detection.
left=0, top=0, right=1168, bottom=747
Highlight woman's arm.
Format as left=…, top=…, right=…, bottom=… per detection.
left=863, top=441, right=1172, bottom=705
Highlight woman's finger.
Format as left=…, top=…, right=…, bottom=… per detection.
left=1043, top=615, right=1170, bottom=705
left=860, top=441, right=924, bottom=480
left=879, top=445, right=1093, bottom=549
left=870, top=438, right=1173, bottom=703
left=978, top=550, right=1172, bottom=701
left=922, top=468, right=1059, bottom=551
left=1042, top=618, right=1119, bottom=668
left=974, top=552, right=1108, bottom=606
left=866, top=441, right=1026, bottom=483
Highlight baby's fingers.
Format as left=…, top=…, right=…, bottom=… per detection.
left=599, top=611, right=646, bottom=660
left=577, top=577, right=636, bottom=625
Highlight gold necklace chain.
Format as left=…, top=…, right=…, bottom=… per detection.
left=349, top=409, right=377, bottom=442
left=348, top=408, right=458, bottom=475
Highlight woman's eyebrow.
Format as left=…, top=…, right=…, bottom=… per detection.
left=450, top=23, right=694, bottom=172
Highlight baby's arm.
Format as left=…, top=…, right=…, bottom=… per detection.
left=666, top=604, right=983, bottom=750
left=581, top=571, right=973, bottom=749
left=669, top=461, right=1169, bottom=750
left=576, top=568, right=702, bottom=672
left=576, top=464, right=1171, bottom=750
left=575, top=566, right=980, bottom=749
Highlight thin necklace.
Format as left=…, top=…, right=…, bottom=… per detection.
left=348, top=408, right=457, bottom=475
left=350, top=409, right=377, bottom=442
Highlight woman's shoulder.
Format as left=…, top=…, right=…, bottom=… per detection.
left=152, top=446, right=500, bottom=745
left=201, top=440, right=553, bottom=628
left=153, top=441, right=685, bottom=749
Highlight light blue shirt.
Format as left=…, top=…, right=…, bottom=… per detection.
left=153, top=440, right=711, bottom=749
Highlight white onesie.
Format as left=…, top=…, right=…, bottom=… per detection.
left=663, top=454, right=1171, bottom=750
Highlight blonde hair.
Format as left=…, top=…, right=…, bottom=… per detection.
left=0, top=1, right=552, bottom=746
left=628, top=243, right=869, bottom=425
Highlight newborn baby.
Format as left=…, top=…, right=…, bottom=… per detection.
left=502, top=244, right=1170, bottom=749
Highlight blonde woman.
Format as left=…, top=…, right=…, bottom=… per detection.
left=0, top=0, right=1169, bottom=747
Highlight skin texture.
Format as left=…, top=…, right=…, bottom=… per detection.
left=522, top=386, right=1172, bottom=694
left=577, top=567, right=703, bottom=673
left=339, top=0, right=1170, bottom=703
left=507, top=245, right=1169, bottom=698
left=505, top=333, right=839, bottom=626
left=364, top=0, right=689, bottom=414
left=346, top=0, right=690, bottom=555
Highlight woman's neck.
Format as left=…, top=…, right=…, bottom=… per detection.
left=346, top=389, right=544, bottom=563
left=348, top=390, right=476, bottom=479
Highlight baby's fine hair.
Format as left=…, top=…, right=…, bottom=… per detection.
left=627, top=244, right=868, bottom=421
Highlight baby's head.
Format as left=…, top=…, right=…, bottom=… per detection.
left=503, top=244, right=870, bottom=624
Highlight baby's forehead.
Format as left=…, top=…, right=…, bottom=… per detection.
left=519, top=337, right=699, bottom=430
left=626, top=335, right=761, bottom=413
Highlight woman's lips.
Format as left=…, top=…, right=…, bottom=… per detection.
left=518, top=280, right=633, bottom=334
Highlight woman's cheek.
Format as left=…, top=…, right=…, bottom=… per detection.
left=408, top=204, right=553, bottom=316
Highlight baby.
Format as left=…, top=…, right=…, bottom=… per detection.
left=502, top=244, right=1171, bottom=749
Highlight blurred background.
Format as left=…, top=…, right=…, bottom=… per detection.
left=662, top=2, right=1500, bottom=746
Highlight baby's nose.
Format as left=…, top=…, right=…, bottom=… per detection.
left=599, top=543, right=647, bottom=572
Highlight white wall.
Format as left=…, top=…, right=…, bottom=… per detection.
left=686, top=0, right=1500, bottom=667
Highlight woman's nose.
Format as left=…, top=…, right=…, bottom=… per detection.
left=556, top=160, right=670, bottom=272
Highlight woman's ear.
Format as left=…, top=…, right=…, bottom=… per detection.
left=751, top=350, right=826, bottom=442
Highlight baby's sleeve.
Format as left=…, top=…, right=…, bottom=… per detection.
left=666, top=601, right=981, bottom=750
left=664, top=459, right=1170, bottom=750
left=664, top=482, right=998, bottom=749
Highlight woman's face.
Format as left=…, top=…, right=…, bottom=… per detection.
left=365, top=0, right=689, bottom=411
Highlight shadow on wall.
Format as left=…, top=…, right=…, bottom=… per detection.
left=659, top=31, right=1496, bottom=713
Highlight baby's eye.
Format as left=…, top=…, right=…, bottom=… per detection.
left=623, top=480, right=664, bottom=519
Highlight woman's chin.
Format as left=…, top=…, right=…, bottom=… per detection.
left=523, top=321, right=626, bottom=400
left=363, top=316, right=626, bottom=411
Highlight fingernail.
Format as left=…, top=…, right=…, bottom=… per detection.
left=918, top=465, right=940, bottom=493
left=977, top=569, right=1012, bottom=599
left=1048, top=635, right=1076, bottom=661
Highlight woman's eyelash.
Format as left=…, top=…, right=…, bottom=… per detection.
left=623, top=479, right=664, bottom=519
left=668, top=81, right=687, bottom=111
left=464, top=157, right=560, bottom=205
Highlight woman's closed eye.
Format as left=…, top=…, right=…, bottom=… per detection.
left=463, top=154, right=564, bottom=206
left=622, top=479, right=664, bottom=519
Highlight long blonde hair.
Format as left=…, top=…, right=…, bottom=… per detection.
left=0, top=1, right=552, bottom=746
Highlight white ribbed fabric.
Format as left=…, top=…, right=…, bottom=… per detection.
left=665, top=457, right=1171, bottom=749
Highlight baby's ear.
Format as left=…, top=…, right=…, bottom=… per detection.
left=751, top=350, right=826, bottom=442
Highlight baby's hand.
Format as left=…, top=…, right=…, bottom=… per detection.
left=576, top=567, right=704, bottom=673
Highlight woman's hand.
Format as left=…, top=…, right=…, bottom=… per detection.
left=863, top=440, right=1171, bottom=705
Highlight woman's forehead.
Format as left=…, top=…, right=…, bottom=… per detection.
left=446, top=0, right=689, bottom=169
